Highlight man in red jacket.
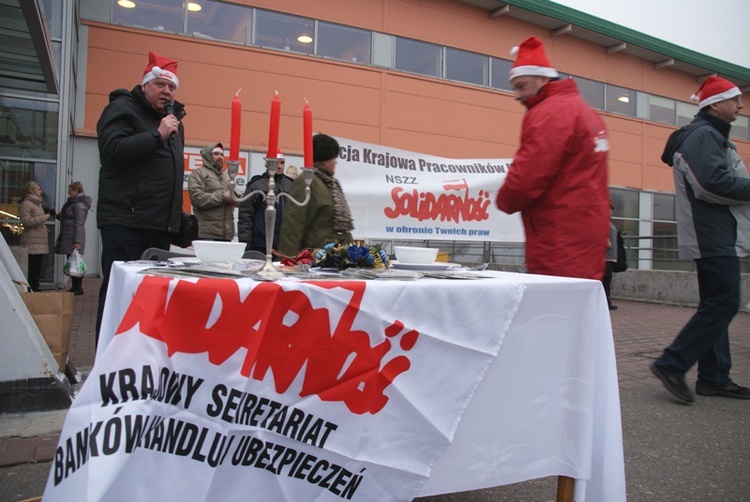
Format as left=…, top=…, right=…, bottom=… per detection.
left=496, top=36, right=610, bottom=280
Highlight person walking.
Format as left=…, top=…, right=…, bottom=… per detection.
left=238, top=151, right=293, bottom=253
left=651, top=76, right=750, bottom=403
left=188, top=142, right=236, bottom=241
left=55, top=181, right=92, bottom=295
left=495, top=36, right=610, bottom=280
left=18, top=181, right=51, bottom=292
left=95, top=51, right=186, bottom=343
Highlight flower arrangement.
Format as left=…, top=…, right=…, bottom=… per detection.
left=317, top=242, right=390, bottom=270
left=279, top=242, right=390, bottom=271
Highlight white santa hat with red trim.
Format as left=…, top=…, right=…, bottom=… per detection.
left=691, top=76, right=740, bottom=109
left=142, top=51, right=179, bottom=89
left=509, top=36, right=559, bottom=82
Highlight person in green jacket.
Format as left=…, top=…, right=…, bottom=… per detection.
left=278, top=134, right=353, bottom=256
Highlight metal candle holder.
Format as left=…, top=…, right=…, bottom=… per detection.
left=227, top=157, right=315, bottom=280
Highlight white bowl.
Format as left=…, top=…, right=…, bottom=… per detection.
left=192, top=240, right=245, bottom=264
left=394, top=246, right=439, bottom=264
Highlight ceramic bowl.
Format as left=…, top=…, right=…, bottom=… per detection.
left=192, top=240, right=245, bottom=264
left=394, top=246, right=439, bottom=264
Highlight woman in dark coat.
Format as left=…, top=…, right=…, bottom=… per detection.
left=55, top=181, right=92, bottom=295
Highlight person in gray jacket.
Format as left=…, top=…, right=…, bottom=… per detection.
left=55, top=181, right=92, bottom=295
left=188, top=142, right=236, bottom=241
left=651, top=76, right=750, bottom=403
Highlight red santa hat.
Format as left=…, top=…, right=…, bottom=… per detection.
left=508, top=36, right=559, bottom=82
left=141, top=52, right=179, bottom=89
left=691, top=76, right=741, bottom=109
left=211, top=144, right=224, bottom=155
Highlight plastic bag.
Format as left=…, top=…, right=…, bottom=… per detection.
left=64, top=249, right=87, bottom=277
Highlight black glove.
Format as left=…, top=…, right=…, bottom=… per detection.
left=44, top=208, right=57, bottom=217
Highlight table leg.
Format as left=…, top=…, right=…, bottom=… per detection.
left=556, top=476, right=574, bottom=502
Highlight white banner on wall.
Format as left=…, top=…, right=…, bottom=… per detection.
left=332, top=138, right=523, bottom=243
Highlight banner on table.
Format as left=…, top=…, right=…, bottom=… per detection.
left=333, top=138, right=524, bottom=243
left=44, top=272, right=524, bottom=501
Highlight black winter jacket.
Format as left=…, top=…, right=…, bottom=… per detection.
left=96, top=86, right=186, bottom=233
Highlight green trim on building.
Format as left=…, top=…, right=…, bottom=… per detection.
left=502, top=0, right=750, bottom=82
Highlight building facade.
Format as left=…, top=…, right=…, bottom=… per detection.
left=2, top=0, right=749, bottom=284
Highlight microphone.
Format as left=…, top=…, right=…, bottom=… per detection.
left=164, top=101, right=176, bottom=138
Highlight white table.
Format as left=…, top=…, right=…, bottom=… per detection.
left=47, top=262, right=625, bottom=501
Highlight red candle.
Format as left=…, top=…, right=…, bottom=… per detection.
left=303, top=99, right=313, bottom=167
left=266, top=91, right=281, bottom=158
left=229, top=89, right=241, bottom=160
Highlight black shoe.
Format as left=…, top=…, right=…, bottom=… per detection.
left=609, top=304, right=618, bottom=310
left=695, top=382, right=750, bottom=399
left=70, top=289, right=84, bottom=296
left=650, top=363, right=694, bottom=403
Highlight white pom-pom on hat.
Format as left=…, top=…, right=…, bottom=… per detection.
left=510, top=46, right=519, bottom=57
left=151, top=66, right=162, bottom=78
left=690, top=94, right=699, bottom=102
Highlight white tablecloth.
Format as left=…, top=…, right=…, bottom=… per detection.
left=77, top=263, right=624, bottom=501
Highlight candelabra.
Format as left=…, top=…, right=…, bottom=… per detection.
left=227, top=158, right=315, bottom=280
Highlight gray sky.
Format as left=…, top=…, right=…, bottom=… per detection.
left=553, top=0, right=750, bottom=69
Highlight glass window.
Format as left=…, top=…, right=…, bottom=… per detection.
left=52, top=41, right=62, bottom=80
left=445, top=48, right=487, bottom=86
left=653, top=192, right=675, bottom=221
left=576, top=77, right=604, bottom=110
left=732, top=115, right=749, bottom=141
left=677, top=101, right=698, bottom=127
left=605, top=84, right=636, bottom=116
left=372, top=32, right=393, bottom=68
left=610, top=188, right=639, bottom=220
left=0, top=97, right=58, bottom=160
left=112, top=0, right=184, bottom=33
left=0, top=159, right=56, bottom=282
left=652, top=221, right=685, bottom=271
left=187, top=0, right=250, bottom=44
left=318, top=22, right=371, bottom=64
left=0, top=159, right=57, bottom=230
left=41, top=0, right=63, bottom=39
left=255, top=10, right=314, bottom=55
left=490, top=58, right=513, bottom=91
left=394, top=37, right=441, bottom=78
left=649, top=95, right=676, bottom=125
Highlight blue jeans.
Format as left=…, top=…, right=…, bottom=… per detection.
left=654, top=256, right=740, bottom=388
left=96, top=226, right=171, bottom=346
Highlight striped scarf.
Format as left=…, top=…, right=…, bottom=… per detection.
left=315, top=168, right=354, bottom=233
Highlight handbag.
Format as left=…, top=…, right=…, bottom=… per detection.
left=171, top=211, right=199, bottom=248
left=63, top=249, right=87, bottom=277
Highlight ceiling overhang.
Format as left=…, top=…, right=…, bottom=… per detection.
left=0, top=0, right=58, bottom=94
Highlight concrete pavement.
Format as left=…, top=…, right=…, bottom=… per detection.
left=1, top=278, right=749, bottom=501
